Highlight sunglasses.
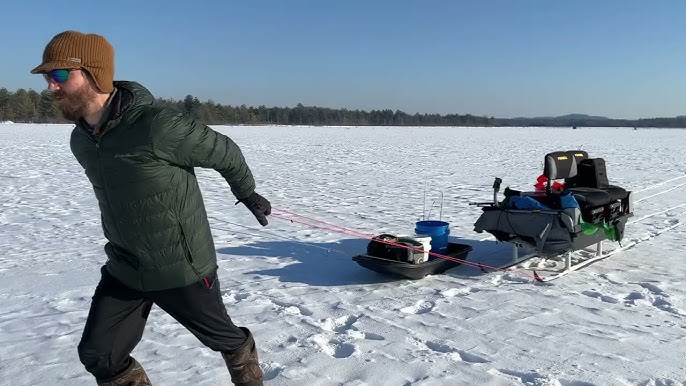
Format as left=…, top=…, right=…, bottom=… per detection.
left=43, top=69, right=78, bottom=83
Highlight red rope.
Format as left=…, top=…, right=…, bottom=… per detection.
left=269, top=213, right=372, bottom=239
left=272, top=208, right=376, bottom=239
left=270, top=207, right=534, bottom=279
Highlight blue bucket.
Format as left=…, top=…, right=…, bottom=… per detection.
left=415, top=220, right=450, bottom=252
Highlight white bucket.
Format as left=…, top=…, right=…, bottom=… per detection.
left=413, top=235, right=432, bottom=263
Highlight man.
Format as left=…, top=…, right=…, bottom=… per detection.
left=31, top=30, right=270, bottom=386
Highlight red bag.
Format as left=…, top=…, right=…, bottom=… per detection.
left=534, top=174, right=565, bottom=192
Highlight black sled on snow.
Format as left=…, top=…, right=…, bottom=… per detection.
left=472, top=150, right=634, bottom=277
left=353, top=233, right=473, bottom=280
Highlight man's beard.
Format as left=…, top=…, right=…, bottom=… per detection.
left=55, top=83, right=98, bottom=121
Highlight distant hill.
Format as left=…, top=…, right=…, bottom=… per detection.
left=497, top=113, right=677, bottom=128
left=552, top=113, right=610, bottom=120
left=513, top=113, right=610, bottom=121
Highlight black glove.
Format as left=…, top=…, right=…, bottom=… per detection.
left=237, top=192, right=271, bottom=226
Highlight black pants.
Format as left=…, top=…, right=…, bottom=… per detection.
left=78, top=266, right=247, bottom=381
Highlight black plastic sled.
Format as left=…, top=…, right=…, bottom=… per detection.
left=353, top=242, right=472, bottom=280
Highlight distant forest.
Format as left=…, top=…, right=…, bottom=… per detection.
left=2, top=87, right=686, bottom=128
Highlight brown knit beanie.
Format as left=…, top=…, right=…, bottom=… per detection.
left=30, top=30, right=115, bottom=93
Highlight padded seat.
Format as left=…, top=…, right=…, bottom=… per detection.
left=604, top=185, right=628, bottom=201
left=562, top=150, right=629, bottom=203
left=564, top=150, right=589, bottom=188
left=566, top=187, right=612, bottom=208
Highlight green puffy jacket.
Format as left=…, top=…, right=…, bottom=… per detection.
left=70, top=81, right=256, bottom=291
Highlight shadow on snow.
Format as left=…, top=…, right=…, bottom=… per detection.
left=216, top=235, right=521, bottom=287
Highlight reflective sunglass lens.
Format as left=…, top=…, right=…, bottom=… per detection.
left=46, top=69, right=71, bottom=83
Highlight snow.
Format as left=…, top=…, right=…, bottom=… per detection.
left=1, top=123, right=685, bottom=385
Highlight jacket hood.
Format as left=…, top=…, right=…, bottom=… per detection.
left=77, top=81, right=155, bottom=131
left=109, top=81, right=155, bottom=119
left=114, top=81, right=155, bottom=105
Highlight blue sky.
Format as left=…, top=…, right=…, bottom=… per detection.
left=4, top=1, right=686, bottom=119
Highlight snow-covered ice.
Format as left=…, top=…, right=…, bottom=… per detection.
left=1, top=124, right=685, bottom=385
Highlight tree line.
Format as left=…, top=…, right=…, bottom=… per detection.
left=2, top=87, right=685, bottom=128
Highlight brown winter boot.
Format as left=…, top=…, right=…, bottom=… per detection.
left=222, top=327, right=264, bottom=386
left=97, top=358, right=151, bottom=386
